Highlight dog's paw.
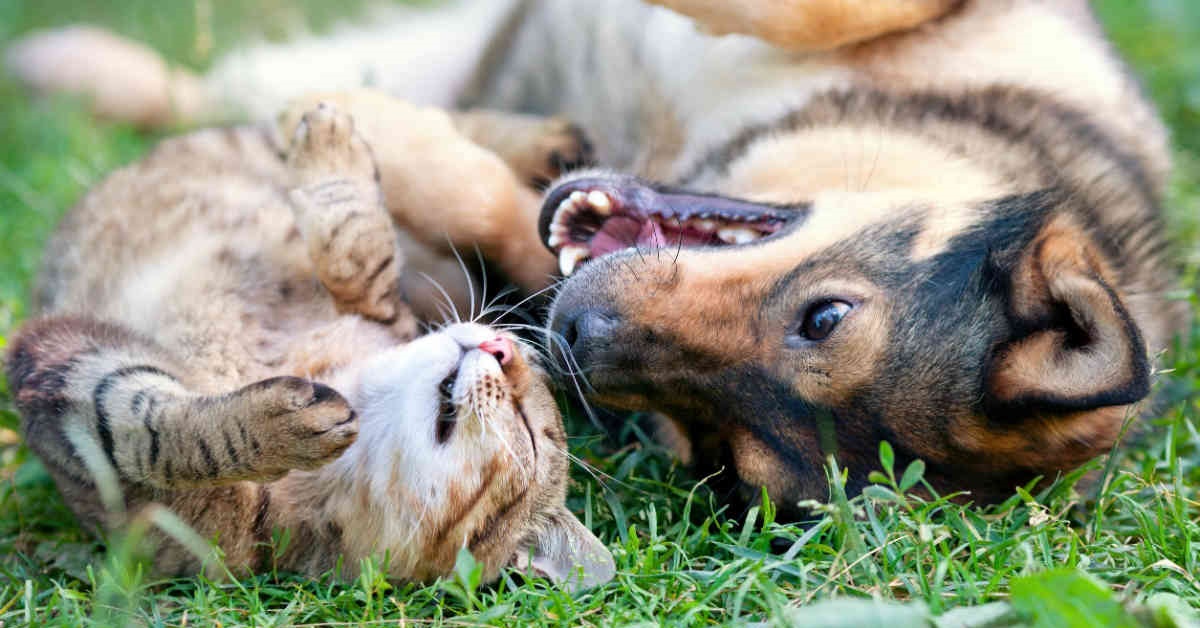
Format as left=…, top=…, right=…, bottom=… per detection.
left=240, top=376, right=358, bottom=477
left=523, top=117, right=595, bottom=187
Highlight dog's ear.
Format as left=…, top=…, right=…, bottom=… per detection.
left=986, top=215, right=1150, bottom=422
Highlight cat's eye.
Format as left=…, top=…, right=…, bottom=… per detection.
left=795, top=300, right=853, bottom=342
left=436, top=372, right=457, bottom=443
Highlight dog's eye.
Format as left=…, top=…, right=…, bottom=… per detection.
left=798, top=300, right=852, bottom=341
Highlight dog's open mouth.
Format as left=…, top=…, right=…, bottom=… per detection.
left=539, top=178, right=807, bottom=276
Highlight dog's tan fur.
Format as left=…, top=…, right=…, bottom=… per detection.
left=7, top=0, right=1187, bottom=515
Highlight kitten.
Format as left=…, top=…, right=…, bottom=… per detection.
left=5, top=103, right=614, bottom=588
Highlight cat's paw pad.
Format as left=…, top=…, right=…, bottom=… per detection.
left=244, top=376, right=359, bottom=474
left=287, top=102, right=378, bottom=184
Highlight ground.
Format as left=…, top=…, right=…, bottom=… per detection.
left=0, top=1, right=1197, bottom=626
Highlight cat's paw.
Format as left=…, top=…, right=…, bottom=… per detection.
left=286, top=102, right=378, bottom=185
left=240, top=376, right=359, bottom=477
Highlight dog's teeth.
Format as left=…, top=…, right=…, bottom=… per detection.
left=717, top=227, right=760, bottom=244
left=662, top=217, right=681, bottom=229
left=586, top=190, right=612, bottom=214
left=558, top=246, right=589, bottom=276
left=693, top=219, right=717, bottom=232
left=569, top=190, right=588, bottom=205
left=551, top=200, right=576, bottom=233
left=547, top=232, right=566, bottom=248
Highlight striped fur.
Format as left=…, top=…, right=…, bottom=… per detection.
left=6, top=105, right=613, bottom=586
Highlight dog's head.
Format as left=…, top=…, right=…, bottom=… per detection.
left=540, top=93, right=1165, bottom=517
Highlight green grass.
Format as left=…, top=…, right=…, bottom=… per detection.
left=1, top=1, right=1198, bottom=626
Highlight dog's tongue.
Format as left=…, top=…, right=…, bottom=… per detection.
left=590, top=216, right=667, bottom=256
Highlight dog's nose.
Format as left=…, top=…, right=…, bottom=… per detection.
left=554, top=308, right=621, bottom=364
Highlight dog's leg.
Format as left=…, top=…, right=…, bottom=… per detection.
left=451, top=110, right=594, bottom=188
left=646, top=0, right=960, bottom=50
left=5, top=1, right=520, bottom=129
left=4, top=26, right=212, bottom=128
left=279, top=90, right=556, bottom=292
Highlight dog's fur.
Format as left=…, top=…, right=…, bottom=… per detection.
left=8, top=0, right=1187, bottom=516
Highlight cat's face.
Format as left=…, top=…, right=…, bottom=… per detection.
left=339, top=323, right=613, bottom=588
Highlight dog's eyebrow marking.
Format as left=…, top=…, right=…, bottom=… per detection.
left=761, top=218, right=918, bottom=309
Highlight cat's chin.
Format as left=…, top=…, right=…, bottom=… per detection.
left=307, top=323, right=554, bottom=580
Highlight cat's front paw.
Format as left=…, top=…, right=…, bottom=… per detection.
left=239, top=376, right=359, bottom=478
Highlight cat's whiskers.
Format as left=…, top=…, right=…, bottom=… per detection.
left=445, top=241, right=480, bottom=321
left=473, top=278, right=560, bottom=326
left=418, top=272, right=463, bottom=324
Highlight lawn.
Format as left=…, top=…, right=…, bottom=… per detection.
left=0, top=1, right=1198, bottom=626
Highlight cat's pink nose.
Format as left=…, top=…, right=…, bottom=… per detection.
left=478, top=336, right=515, bottom=366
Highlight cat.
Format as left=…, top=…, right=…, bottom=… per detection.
left=5, top=102, right=614, bottom=588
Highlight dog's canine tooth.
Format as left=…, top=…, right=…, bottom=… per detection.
left=558, top=245, right=589, bottom=276
left=717, top=227, right=759, bottom=244
left=586, top=190, right=612, bottom=214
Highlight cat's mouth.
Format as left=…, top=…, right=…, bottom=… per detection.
left=539, top=177, right=808, bottom=276
left=431, top=333, right=525, bottom=447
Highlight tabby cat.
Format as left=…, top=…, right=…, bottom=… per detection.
left=5, top=103, right=614, bottom=587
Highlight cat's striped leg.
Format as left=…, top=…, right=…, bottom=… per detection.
left=278, top=90, right=557, bottom=292
left=286, top=103, right=410, bottom=327
left=6, top=316, right=358, bottom=494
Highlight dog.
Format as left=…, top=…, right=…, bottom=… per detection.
left=7, top=0, right=1188, bottom=517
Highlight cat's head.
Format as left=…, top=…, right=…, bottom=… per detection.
left=339, top=322, right=614, bottom=588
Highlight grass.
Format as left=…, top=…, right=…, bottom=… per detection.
left=0, top=1, right=1198, bottom=625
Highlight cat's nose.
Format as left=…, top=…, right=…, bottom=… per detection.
left=478, top=336, right=515, bottom=366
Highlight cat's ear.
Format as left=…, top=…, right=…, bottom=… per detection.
left=510, top=506, right=615, bottom=590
